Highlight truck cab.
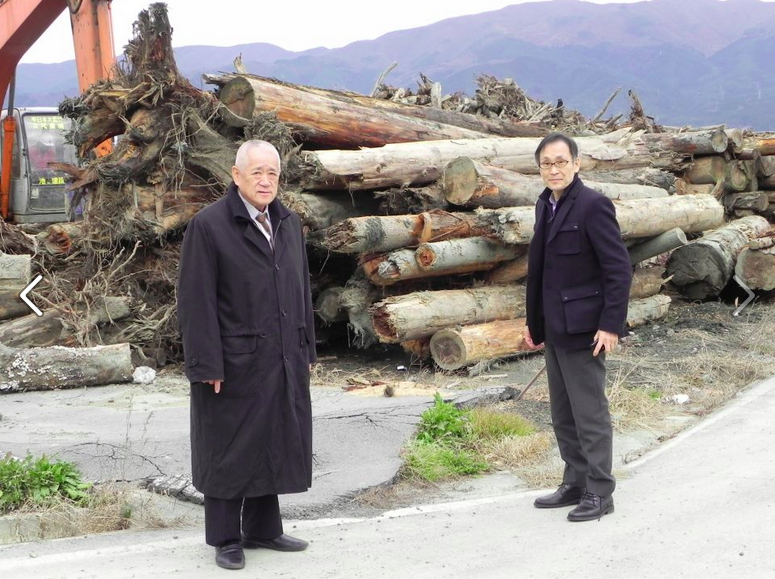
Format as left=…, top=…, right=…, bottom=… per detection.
left=0, top=107, right=77, bottom=223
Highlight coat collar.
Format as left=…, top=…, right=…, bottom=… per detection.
left=226, top=182, right=292, bottom=259
left=542, top=174, right=584, bottom=245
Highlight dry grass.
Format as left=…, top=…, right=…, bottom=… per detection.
left=8, top=483, right=182, bottom=544
left=479, top=431, right=555, bottom=470
left=609, top=306, right=775, bottom=418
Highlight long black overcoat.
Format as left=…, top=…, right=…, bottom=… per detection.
left=177, top=183, right=316, bottom=499
left=526, top=175, right=632, bottom=350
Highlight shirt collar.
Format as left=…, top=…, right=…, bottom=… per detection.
left=237, top=189, right=271, bottom=223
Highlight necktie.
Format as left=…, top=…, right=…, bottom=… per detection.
left=256, top=212, right=273, bottom=250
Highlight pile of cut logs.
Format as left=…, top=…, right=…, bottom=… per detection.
left=2, top=3, right=775, bottom=390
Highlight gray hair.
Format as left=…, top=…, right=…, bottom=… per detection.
left=235, top=140, right=281, bottom=172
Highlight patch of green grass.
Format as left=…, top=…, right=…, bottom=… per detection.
left=0, top=453, right=90, bottom=513
left=403, top=395, right=541, bottom=483
left=416, top=393, right=470, bottom=444
left=469, top=408, right=536, bottom=439
left=402, top=441, right=488, bottom=482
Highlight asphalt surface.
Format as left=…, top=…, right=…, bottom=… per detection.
left=1, top=375, right=773, bottom=578
left=0, top=374, right=509, bottom=517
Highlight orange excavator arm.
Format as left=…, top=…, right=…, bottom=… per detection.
left=0, top=0, right=115, bottom=111
left=0, top=0, right=115, bottom=219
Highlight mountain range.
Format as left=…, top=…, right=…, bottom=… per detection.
left=14, top=0, right=775, bottom=129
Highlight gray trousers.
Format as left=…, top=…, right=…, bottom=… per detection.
left=544, top=342, right=615, bottom=496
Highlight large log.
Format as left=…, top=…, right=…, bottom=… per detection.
left=737, top=137, right=775, bottom=159
left=629, top=266, right=665, bottom=299
left=362, top=237, right=522, bottom=286
left=0, top=253, right=31, bottom=321
left=415, top=237, right=523, bottom=271
left=734, top=246, right=775, bottom=291
left=370, top=285, right=525, bottom=343
left=442, top=157, right=667, bottom=208
left=626, top=295, right=671, bottom=328
left=757, top=156, right=775, bottom=178
left=430, top=318, right=529, bottom=371
left=0, top=297, right=132, bottom=348
left=205, top=72, right=549, bottom=139
left=280, top=190, right=376, bottom=231
left=0, top=343, right=132, bottom=393
left=309, top=210, right=490, bottom=254
left=640, top=130, right=728, bottom=155
left=683, top=156, right=726, bottom=184
left=485, top=254, right=530, bottom=284
left=299, top=130, right=700, bottom=191
left=217, top=75, right=488, bottom=148
left=666, top=216, right=771, bottom=299
left=581, top=167, right=675, bottom=190
left=725, top=192, right=769, bottom=212
left=481, top=194, right=725, bottom=245
left=628, top=227, right=688, bottom=264
left=375, top=184, right=449, bottom=215
left=684, top=157, right=751, bottom=192
left=674, top=178, right=715, bottom=196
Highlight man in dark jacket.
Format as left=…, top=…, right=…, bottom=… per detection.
left=525, top=132, right=632, bottom=522
left=178, top=140, right=316, bottom=570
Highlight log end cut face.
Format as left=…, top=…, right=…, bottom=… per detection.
left=220, top=76, right=256, bottom=120
left=443, top=156, right=478, bottom=206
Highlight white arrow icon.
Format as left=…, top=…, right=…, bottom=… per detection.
left=20, top=274, right=43, bottom=317
left=733, top=275, right=755, bottom=317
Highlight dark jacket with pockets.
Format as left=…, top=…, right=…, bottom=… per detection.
left=526, top=175, right=632, bottom=350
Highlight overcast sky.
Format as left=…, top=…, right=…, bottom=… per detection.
left=20, top=0, right=660, bottom=64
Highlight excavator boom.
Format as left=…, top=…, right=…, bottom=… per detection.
left=0, top=0, right=115, bottom=112
left=0, top=0, right=115, bottom=220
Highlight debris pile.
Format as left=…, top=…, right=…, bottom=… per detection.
left=2, top=3, right=775, bottom=387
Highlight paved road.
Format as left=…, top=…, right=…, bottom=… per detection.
left=2, top=376, right=773, bottom=578
left=0, top=375, right=509, bottom=517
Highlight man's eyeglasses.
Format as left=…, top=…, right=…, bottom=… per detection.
left=538, top=159, right=572, bottom=170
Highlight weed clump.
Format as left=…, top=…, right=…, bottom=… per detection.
left=0, top=453, right=90, bottom=513
left=402, top=394, right=536, bottom=482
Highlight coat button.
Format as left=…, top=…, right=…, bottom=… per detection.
left=190, top=357, right=199, bottom=366
left=284, top=356, right=289, bottom=363
left=282, top=311, right=288, bottom=317
left=275, top=264, right=280, bottom=271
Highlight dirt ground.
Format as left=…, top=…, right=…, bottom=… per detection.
left=324, top=292, right=775, bottom=513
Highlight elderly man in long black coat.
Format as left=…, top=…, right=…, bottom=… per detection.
left=525, top=133, right=632, bottom=523
left=178, top=140, right=316, bottom=570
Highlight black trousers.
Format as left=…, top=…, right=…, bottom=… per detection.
left=544, top=341, right=615, bottom=497
left=204, top=494, right=283, bottom=547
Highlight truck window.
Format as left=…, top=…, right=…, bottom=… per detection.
left=23, top=114, right=76, bottom=186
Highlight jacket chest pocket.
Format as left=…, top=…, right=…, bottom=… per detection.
left=555, top=223, right=580, bottom=255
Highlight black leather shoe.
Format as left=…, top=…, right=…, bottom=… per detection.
left=215, top=542, right=245, bottom=570
left=242, top=533, right=309, bottom=552
left=567, top=492, right=614, bottom=522
left=534, top=484, right=584, bottom=509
